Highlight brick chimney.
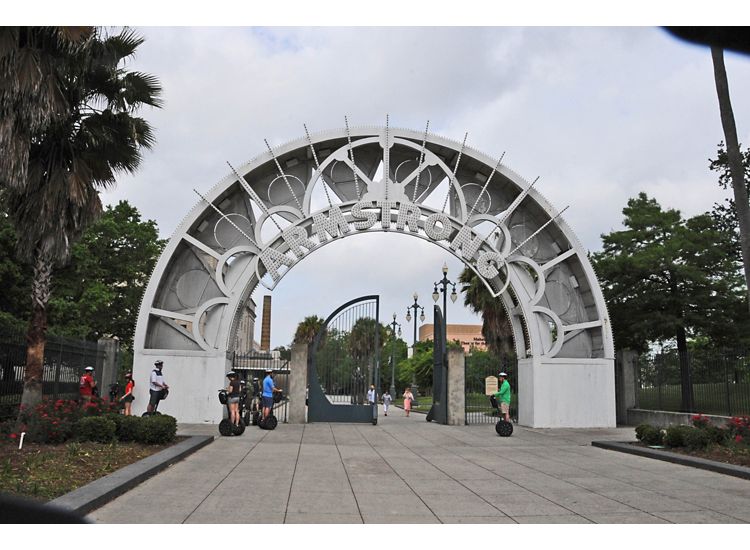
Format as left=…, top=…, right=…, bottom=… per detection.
left=260, top=295, right=272, bottom=351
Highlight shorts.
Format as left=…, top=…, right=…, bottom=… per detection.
left=500, top=402, right=510, bottom=414
left=149, top=389, right=162, bottom=406
left=122, top=394, right=135, bottom=403
left=228, top=396, right=240, bottom=404
left=262, top=396, right=274, bottom=408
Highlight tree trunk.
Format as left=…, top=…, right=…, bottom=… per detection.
left=712, top=47, right=750, bottom=313
left=676, top=324, right=694, bottom=413
left=19, top=251, right=53, bottom=411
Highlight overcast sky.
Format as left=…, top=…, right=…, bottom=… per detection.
left=89, top=26, right=750, bottom=349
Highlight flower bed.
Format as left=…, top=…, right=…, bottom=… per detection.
left=633, top=414, right=750, bottom=468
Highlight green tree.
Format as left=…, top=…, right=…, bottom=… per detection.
left=0, top=27, right=92, bottom=189
left=458, top=267, right=515, bottom=357
left=0, top=193, right=33, bottom=321
left=47, top=201, right=166, bottom=347
left=397, top=340, right=433, bottom=392
left=711, top=48, right=750, bottom=312
left=4, top=28, right=162, bottom=408
left=293, top=315, right=325, bottom=346
left=591, top=193, right=745, bottom=411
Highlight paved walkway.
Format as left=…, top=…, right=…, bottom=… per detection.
left=88, top=408, right=750, bottom=524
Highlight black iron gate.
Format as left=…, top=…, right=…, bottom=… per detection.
left=307, top=295, right=380, bottom=423
left=426, top=305, right=448, bottom=424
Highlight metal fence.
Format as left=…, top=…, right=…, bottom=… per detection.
left=464, top=353, right=518, bottom=424
left=0, top=327, right=106, bottom=416
left=635, top=349, right=750, bottom=416
left=232, top=352, right=289, bottom=423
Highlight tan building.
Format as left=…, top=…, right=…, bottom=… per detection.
left=418, top=323, right=486, bottom=353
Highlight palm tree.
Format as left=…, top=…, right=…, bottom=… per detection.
left=711, top=47, right=750, bottom=313
left=0, top=27, right=93, bottom=190
left=293, top=315, right=326, bottom=346
left=458, top=267, right=515, bottom=357
left=5, top=28, right=162, bottom=408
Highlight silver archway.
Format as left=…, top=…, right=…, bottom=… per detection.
left=133, top=124, right=615, bottom=427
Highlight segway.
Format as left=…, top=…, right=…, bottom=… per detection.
left=142, top=388, right=167, bottom=416
left=218, top=389, right=246, bottom=436
left=258, top=390, right=282, bottom=430
left=489, top=395, right=513, bottom=437
left=245, top=377, right=262, bottom=426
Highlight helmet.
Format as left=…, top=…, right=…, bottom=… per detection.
left=154, top=360, right=163, bottom=367
left=84, top=366, right=94, bottom=371
left=227, top=371, right=237, bottom=378
left=124, top=372, right=132, bottom=378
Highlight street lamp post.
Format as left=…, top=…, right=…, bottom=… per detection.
left=387, top=313, right=401, bottom=400
left=433, top=262, right=458, bottom=347
left=405, top=292, right=425, bottom=404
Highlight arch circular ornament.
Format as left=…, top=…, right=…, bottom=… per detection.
left=133, top=124, right=615, bottom=427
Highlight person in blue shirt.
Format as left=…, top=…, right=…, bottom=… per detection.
left=262, top=368, right=281, bottom=420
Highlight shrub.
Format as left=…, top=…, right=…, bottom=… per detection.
left=664, top=424, right=694, bottom=448
left=635, top=424, right=663, bottom=446
left=726, top=416, right=750, bottom=445
left=16, top=399, right=80, bottom=444
left=136, top=415, right=177, bottom=444
left=103, top=413, right=124, bottom=437
left=683, top=427, right=711, bottom=450
left=75, top=416, right=116, bottom=443
left=691, top=414, right=711, bottom=429
left=118, top=416, right=141, bottom=442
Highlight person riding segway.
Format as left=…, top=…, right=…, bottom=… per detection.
left=258, top=368, right=282, bottom=430
left=144, top=360, right=168, bottom=416
left=491, top=371, right=513, bottom=437
left=218, top=371, right=246, bottom=436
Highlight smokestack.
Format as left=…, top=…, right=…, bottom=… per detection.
left=260, top=295, right=272, bottom=351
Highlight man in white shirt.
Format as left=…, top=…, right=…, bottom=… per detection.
left=147, top=360, right=169, bottom=415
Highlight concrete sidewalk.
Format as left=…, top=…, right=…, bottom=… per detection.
left=88, top=408, right=750, bottom=524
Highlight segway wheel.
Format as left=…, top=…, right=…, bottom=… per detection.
left=252, top=411, right=260, bottom=426
left=232, top=422, right=245, bottom=436
left=219, top=419, right=233, bottom=436
left=265, top=415, right=278, bottom=430
left=495, top=420, right=513, bottom=437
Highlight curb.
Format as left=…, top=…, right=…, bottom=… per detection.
left=49, top=435, right=214, bottom=516
left=591, top=440, right=750, bottom=481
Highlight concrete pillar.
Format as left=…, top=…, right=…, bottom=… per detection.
left=288, top=342, right=308, bottom=424
left=616, top=349, right=638, bottom=424
left=97, top=338, right=119, bottom=394
left=447, top=348, right=465, bottom=426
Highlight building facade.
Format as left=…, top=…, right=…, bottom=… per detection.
left=418, top=323, right=486, bottom=353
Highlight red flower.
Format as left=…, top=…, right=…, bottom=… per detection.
left=9, top=433, right=17, bottom=439
left=736, top=435, right=744, bottom=443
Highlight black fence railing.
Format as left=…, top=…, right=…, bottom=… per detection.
left=464, top=354, right=518, bottom=424
left=635, top=349, right=750, bottom=416
left=232, top=352, right=289, bottom=423
left=0, top=327, right=106, bottom=416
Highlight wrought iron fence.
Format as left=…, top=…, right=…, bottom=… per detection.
left=635, top=349, right=750, bottom=416
left=0, top=327, right=106, bottom=417
left=232, top=352, right=289, bottom=423
left=464, top=353, right=518, bottom=424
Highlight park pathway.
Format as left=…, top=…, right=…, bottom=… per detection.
left=88, top=408, right=750, bottom=524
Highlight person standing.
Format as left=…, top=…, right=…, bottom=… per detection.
left=120, top=372, right=135, bottom=416
left=403, top=386, right=414, bottom=417
left=382, top=390, right=393, bottom=416
left=147, top=360, right=168, bottom=415
left=262, top=368, right=281, bottom=420
left=225, top=371, right=241, bottom=427
left=79, top=366, right=96, bottom=404
left=494, top=372, right=512, bottom=423
left=367, top=384, right=376, bottom=405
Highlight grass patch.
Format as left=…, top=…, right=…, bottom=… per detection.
left=0, top=439, right=179, bottom=502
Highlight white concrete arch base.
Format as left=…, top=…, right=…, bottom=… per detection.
left=132, top=126, right=615, bottom=427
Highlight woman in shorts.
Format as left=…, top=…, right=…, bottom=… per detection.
left=226, top=371, right=241, bottom=427
left=120, top=372, right=135, bottom=416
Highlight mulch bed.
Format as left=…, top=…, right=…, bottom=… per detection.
left=0, top=438, right=183, bottom=502
left=633, top=442, right=750, bottom=468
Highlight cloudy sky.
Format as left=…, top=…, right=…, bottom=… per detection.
left=89, top=25, right=750, bottom=349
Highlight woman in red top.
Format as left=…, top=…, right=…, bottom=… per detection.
left=120, top=372, right=135, bottom=416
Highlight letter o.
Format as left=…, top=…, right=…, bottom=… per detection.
left=424, top=213, right=453, bottom=241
